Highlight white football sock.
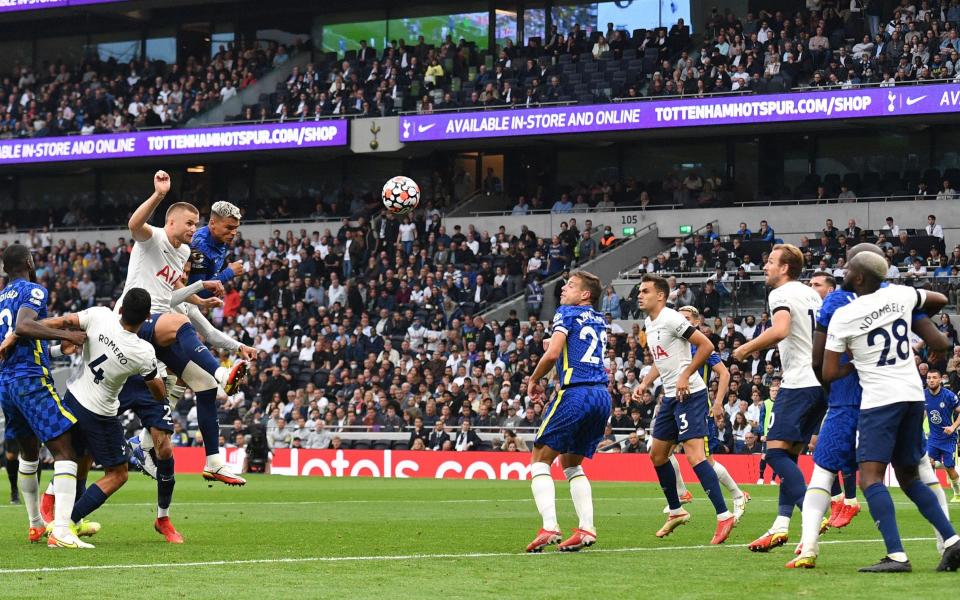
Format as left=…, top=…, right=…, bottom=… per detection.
left=214, top=366, right=230, bottom=387
left=17, top=458, right=43, bottom=528
left=712, top=460, right=742, bottom=497
left=45, top=480, right=54, bottom=495
left=564, top=466, right=594, bottom=534
left=166, top=382, right=186, bottom=410
left=670, top=454, right=688, bottom=496
left=158, top=506, right=169, bottom=519
left=52, top=460, right=78, bottom=538
left=531, top=462, right=558, bottom=531
left=139, top=427, right=155, bottom=452
left=772, top=515, right=791, bottom=533
left=205, top=453, right=224, bottom=469
left=798, top=465, right=835, bottom=556
left=950, top=473, right=960, bottom=495
left=919, top=459, right=948, bottom=552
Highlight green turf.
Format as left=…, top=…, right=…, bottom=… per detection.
left=0, top=475, right=957, bottom=598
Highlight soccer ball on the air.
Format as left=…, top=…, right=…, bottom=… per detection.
left=381, top=176, right=420, bottom=215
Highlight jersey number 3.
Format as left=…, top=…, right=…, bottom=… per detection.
left=578, top=326, right=607, bottom=364
left=88, top=354, right=107, bottom=385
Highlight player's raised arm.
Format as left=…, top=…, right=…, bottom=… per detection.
left=732, top=309, right=790, bottom=362
left=128, top=170, right=171, bottom=242
left=712, top=359, right=730, bottom=417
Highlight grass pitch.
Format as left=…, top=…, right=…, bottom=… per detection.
left=0, top=474, right=955, bottom=598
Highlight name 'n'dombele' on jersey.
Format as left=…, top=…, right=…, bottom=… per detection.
left=550, top=305, right=608, bottom=386
left=768, top=280, right=822, bottom=389
left=116, top=224, right=190, bottom=315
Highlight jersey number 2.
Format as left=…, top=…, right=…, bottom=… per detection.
left=579, top=326, right=607, bottom=364
left=88, top=354, right=107, bottom=385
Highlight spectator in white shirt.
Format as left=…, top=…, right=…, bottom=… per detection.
left=886, top=256, right=901, bottom=279
left=327, top=279, right=347, bottom=307
left=926, top=214, right=944, bottom=239
left=882, top=216, right=900, bottom=237
left=937, top=180, right=956, bottom=200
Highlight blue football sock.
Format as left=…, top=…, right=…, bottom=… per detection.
left=758, top=458, right=767, bottom=479
left=195, top=389, right=221, bottom=457
left=70, top=484, right=108, bottom=522
left=175, top=323, right=220, bottom=376
left=766, top=448, right=806, bottom=517
left=842, top=468, right=857, bottom=500
left=863, top=482, right=903, bottom=555
left=902, top=478, right=957, bottom=540
left=655, top=462, right=681, bottom=510
left=156, top=457, right=175, bottom=511
left=831, top=476, right=842, bottom=497
left=693, top=460, right=728, bottom=514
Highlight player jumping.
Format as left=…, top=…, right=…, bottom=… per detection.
left=0, top=244, right=88, bottom=548
left=636, top=305, right=750, bottom=521
left=823, top=250, right=960, bottom=572
left=732, top=244, right=824, bottom=552
left=525, top=270, right=612, bottom=553
left=114, top=171, right=247, bottom=543
left=638, top=274, right=736, bottom=545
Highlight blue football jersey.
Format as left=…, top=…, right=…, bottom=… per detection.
left=926, top=387, right=960, bottom=442
left=0, top=279, right=51, bottom=382
left=692, top=343, right=722, bottom=385
left=551, top=304, right=608, bottom=386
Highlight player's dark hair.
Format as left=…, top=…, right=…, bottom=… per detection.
left=2, top=243, right=30, bottom=276
left=165, top=201, right=199, bottom=220
left=120, top=287, right=152, bottom=327
left=928, top=368, right=942, bottom=376
left=810, top=271, right=836, bottom=289
left=641, top=273, right=670, bottom=299
left=571, top=270, right=602, bottom=309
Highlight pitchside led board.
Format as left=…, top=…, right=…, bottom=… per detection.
left=0, top=121, right=348, bottom=166
left=399, top=83, right=960, bottom=143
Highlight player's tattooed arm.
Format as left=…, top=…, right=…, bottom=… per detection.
left=129, top=170, right=171, bottom=242
left=38, top=313, right=80, bottom=330
left=15, top=307, right=85, bottom=345
left=732, top=309, right=790, bottom=362
left=145, top=376, right=167, bottom=402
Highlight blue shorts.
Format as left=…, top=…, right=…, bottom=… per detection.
left=118, top=376, right=173, bottom=432
left=535, top=384, right=611, bottom=458
left=63, top=391, right=128, bottom=468
left=767, top=386, right=826, bottom=444
left=857, top=402, right=925, bottom=467
left=653, top=389, right=710, bottom=443
left=813, top=405, right=859, bottom=473
left=0, top=377, right=76, bottom=443
left=927, top=438, right=958, bottom=469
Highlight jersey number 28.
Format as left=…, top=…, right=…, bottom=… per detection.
left=867, top=318, right=910, bottom=367
left=578, top=326, right=607, bottom=364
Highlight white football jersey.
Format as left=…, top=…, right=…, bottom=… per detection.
left=69, top=307, right=159, bottom=416
left=825, top=284, right=925, bottom=410
left=644, top=306, right=706, bottom=397
left=768, top=280, right=822, bottom=389
left=117, top=225, right=190, bottom=315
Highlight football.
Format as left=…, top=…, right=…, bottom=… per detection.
left=381, top=175, right=420, bottom=215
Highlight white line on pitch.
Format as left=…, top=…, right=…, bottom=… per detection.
left=0, top=537, right=936, bottom=575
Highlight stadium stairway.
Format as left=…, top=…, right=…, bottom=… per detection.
left=186, top=50, right=312, bottom=127
left=480, top=223, right=662, bottom=321
left=445, top=191, right=510, bottom=217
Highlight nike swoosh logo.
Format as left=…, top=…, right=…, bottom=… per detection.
left=905, top=95, right=926, bottom=106
left=417, top=123, right=436, bottom=133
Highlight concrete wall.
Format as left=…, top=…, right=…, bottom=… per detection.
left=445, top=198, right=960, bottom=248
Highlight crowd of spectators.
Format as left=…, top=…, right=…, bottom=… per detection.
left=7, top=0, right=960, bottom=140
left=0, top=40, right=301, bottom=139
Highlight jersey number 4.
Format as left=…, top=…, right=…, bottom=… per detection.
left=88, top=354, right=107, bottom=385
left=867, top=318, right=910, bottom=367
left=578, top=326, right=607, bottom=364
